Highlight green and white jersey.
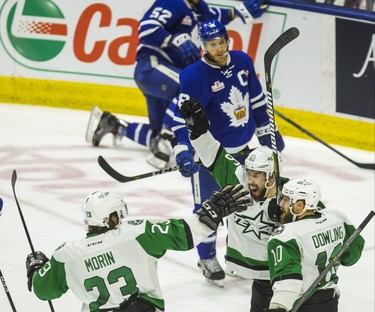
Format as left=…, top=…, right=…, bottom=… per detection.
left=268, top=209, right=365, bottom=311
left=191, top=132, right=279, bottom=279
left=32, top=215, right=212, bottom=312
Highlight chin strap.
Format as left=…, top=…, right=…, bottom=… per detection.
left=263, top=178, right=276, bottom=200
left=290, top=205, right=307, bottom=222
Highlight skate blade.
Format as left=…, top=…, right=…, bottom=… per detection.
left=85, top=106, right=103, bottom=143
left=205, top=278, right=224, bottom=288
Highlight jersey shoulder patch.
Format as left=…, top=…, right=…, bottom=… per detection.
left=272, top=225, right=285, bottom=236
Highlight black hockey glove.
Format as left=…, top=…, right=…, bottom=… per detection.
left=263, top=308, right=287, bottom=312
left=268, top=198, right=281, bottom=223
left=179, top=99, right=210, bottom=140
left=26, top=251, right=49, bottom=292
left=197, top=184, right=250, bottom=231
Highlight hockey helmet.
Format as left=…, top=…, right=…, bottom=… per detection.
left=282, top=178, right=321, bottom=210
left=198, top=19, right=228, bottom=43
left=245, top=146, right=280, bottom=180
left=82, top=191, right=128, bottom=229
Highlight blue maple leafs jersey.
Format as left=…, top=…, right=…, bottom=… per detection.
left=172, top=51, right=268, bottom=153
left=137, top=0, right=233, bottom=68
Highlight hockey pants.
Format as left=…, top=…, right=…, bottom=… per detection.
left=134, top=55, right=181, bottom=132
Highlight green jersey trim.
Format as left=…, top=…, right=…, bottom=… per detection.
left=226, top=246, right=268, bottom=270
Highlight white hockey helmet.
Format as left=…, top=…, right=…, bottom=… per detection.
left=82, top=191, right=128, bottom=229
left=282, top=178, right=321, bottom=210
left=245, top=146, right=280, bottom=180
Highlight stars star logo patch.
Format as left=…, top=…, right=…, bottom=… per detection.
left=234, top=210, right=276, bottom=239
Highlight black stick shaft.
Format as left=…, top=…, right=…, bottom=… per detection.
left=275, top=110, right=375, bottom=170
left=291, top=210, right=375, bottom=312
left=11, top=170, right=35, bottom=254
left=264, top=27, right=300, bottom=201
left=98, top=148, right=251, bottom=183
left=11, top=170, right=56, bottom=312
left=0, top=269, right=17, bottom=312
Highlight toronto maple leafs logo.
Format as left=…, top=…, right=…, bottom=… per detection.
left=221, top=86, right=249, bottom=127
left=234, top=210, right=276, bottom=239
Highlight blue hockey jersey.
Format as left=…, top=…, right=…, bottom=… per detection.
left=172, top=50, right=269, bottom=153
left=136, top=0, right=234, bottom=68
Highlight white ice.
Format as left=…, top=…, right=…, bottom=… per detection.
left=0, top=103, right=374, bottom=312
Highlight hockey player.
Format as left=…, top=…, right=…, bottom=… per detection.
left=170, top=20, right=285, bottom=288
left=86, top=0, right=269, bottom=169
left=177, top=99, right=325, bottom=311
left=265, top=178, right=365, bottom=312
left=25, top=186, right=250, bottom=312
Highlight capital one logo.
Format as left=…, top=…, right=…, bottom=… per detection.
left=1, top=0, right=67, bottom=61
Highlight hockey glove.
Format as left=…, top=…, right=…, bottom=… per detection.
left=263, top=309, right=287, bottom=312
left=26, top=251, right=49, bottom=292
left=255, top=123, right=285, bottom=152
left=242, top=0, right=268, bottom=19
left=168, top=33, right=200, bottom=67
left=233, top=3, right=254, bottom=24
left=179, top=99, right=210, bottom=140
left=197, top=184, right=250, bottom=230
left=174, top=143, right=200, bottom=177
left=268, top=198, right=281, bottom=223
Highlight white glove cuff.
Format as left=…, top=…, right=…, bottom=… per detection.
left=269, top=302, right=288, bottom=310
left=173, top=144, right=189, bottom=156
left=235, top=4, right=254, bottom=24
left=256, top=123, right=279, bottom=137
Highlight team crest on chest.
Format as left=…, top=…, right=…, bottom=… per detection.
left=211, top=81, right=225, bottom=92
left=220, top=86, right=249, bottom=127
left=233, top=210, right=276, bottom=239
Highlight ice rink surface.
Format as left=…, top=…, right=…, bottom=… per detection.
left=0, top=103, right=374, bottom=312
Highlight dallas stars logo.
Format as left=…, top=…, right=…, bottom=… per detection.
left=234, top=210, right=275, bottom=239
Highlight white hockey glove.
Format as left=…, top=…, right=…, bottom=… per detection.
left=196, top=184, right=250, bottom=230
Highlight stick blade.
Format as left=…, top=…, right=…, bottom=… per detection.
left=11, top=170, right=17, bottom=188
left=98, top=156, right=129, bottom=183
left=357, top=162, right=375, bottom=170
left=265, top=27, right=300, bottom=59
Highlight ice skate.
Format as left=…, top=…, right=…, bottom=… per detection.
left=86, top=107, right=126, bottom=147
left=197, top=257, right=225, bottom=288
left=86, top=106, right=103, bottom=143
left=147, top=129, right=175, bottom=169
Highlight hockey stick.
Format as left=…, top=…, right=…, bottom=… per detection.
left=291, top=210, right=375, bottom=312
left=98, top=155, right=180, bottom=183
left=11, top=170, right=55, bottom=312
left=275, top=110, right=375, bottom=170
left=264, top=27, right=300, bottom=200
left=98, top=148, right=252, bottom=183
left=0, top=269, right=17, bottom=312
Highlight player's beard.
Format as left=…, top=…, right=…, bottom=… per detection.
left=204, top=49, right=229, bottom=66
left=249, top=184, right=267, bottom=201
left=280, top=208, right=294, bottom=224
